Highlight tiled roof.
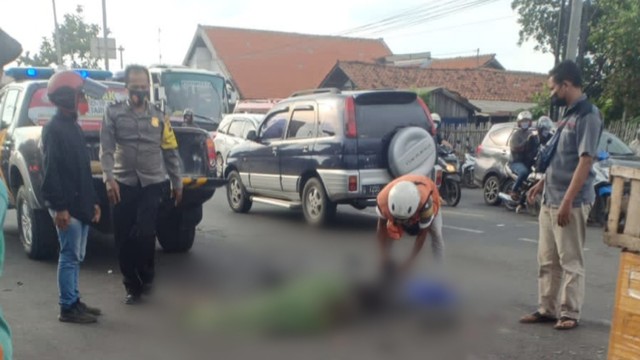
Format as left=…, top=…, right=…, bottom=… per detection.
left=200, top=26, right=392, bottom=99
left=428, top=54, right=502, bottom=70
left=325, top=61, right=546, bottom=103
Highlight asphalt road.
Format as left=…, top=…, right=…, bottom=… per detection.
left=0, top=187, right=619, bottom=360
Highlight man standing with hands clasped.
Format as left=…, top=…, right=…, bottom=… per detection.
left=101, top=65, right=183, bottom=305
left=520, top=60, right=603, bottom=330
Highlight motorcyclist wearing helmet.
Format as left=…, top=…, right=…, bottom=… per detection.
left=536, top=116, right=554, bottom=146
left=509, top=111, right=539, bottom=200
left=432, top=113, right=452, bottom=149
left=41, top=70, right=104, bottom=324
left=376, top=174, right=444, bottom=276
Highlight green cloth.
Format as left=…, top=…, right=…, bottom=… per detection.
left=190, top=276, right=350, bottom=335
left=0, top=182, right=12, bottom=360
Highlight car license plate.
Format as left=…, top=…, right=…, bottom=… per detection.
left=363, top=184, right=384, bottom=196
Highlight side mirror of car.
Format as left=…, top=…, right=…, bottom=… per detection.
left=246, top=130, right=258, bottom=141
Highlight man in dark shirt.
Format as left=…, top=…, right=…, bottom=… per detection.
left=42, top=70, right=103, bottom=324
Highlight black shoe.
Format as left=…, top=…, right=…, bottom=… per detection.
left=124, top=293, right=143, bottom=305
left=59, top=304, right=97, bottom=324
left=142, top=283, right=154, bottom=296
left=76, top=300, right=102, bottom=316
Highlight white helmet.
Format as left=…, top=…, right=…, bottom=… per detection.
left=516, top=111, right=533, bottom=122
left=388, top=181, right=421, bottom=220
left=431, top=113, right=441, bottom=124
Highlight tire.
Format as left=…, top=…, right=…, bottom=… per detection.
left=589, top=194, right=609, bottom=227
left=442, top=178, right=461, bottom=207
left=156, top=206, right=199, bottom=253
left=16, top=186, right=58, bottom=260
left=302, top=177, right=337, bottom=226
left=483, top=175, right=502, bottom=206
left=227, top=170, right=252, bottom=213
left=387, top=127, right=437, bottom=177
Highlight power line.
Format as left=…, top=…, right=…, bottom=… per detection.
left=385, top=14, right=514, bottom=39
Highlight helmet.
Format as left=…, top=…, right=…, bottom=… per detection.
left=388, top=181, right=421, bottom=220
left=47, top=70, right=84, bottom=111
left=431, top=113, right=441, bottom=124
left=516, top=111, right=533, bottom=122
left=537, top=116, right=553, bottom=132
left=183, top=108, right=194, bottom=122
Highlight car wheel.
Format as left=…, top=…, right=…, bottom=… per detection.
left=16, top=186, right=58, bottom=260
left=227, top=170, right=252, bottom=213
left=483, top=175, right=501, bottom=206
left=302, top=177, right=336, bottom=226
left=387, top=127, right=437, bottom=177
left=156, top=206, right=197, bottom=253
left=216, top=152, right=224, bottom=178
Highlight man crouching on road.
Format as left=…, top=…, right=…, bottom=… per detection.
left=42, top=71, right=103, bottom=324
left=376, top=174, right=444, bottom=277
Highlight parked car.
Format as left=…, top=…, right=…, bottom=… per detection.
left=233, top=99, right=280, bottom=114
left=474, top=122, right=640, bottom=206
left=0, top=67, right=226, bottom=260
left=223, top=88, right=438, bottom=225
left=214, top=113, right=264, bottom=177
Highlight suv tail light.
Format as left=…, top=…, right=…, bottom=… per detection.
left=417, top=97, right=436, bottom=136
left=348, top=175, right=358, bottom=192
left=476, top=144, right=482, bottom=155
left=345, top=96, right=357, bottom=138
left=206, top=138, right=216, bottom=169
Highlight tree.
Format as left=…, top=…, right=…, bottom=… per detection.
left=511, top=0, right=568, bottom=62
left=589, top=0, right=640, bottom=119
left=18, top=5, right=101, bottom=68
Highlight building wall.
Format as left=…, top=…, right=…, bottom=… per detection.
left=429, top=91, right=473, bottom=124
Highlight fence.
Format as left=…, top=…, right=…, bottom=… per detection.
left=608, top=122, right=639, bottom=144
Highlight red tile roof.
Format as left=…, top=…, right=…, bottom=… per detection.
left=428, top=54, right=503, bottom=70
left=323, top=61, right=546, bottom=103
left=200, top=26, right=392, bottom=99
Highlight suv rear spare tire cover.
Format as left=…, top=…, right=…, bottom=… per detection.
left=388, top=127, right=437, bottom=177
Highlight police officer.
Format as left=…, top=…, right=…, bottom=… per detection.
left=100, top=64, right=183, bottom=305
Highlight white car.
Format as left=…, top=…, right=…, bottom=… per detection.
left=214, top=113, right=264, bottom=176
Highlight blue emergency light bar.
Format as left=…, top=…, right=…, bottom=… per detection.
left=3, top=67, right=113, bottom=81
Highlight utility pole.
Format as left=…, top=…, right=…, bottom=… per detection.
left=565, top=0, right=583, bottom=62
left=51, top=0, right=63, bottom=67
left=118, top=46, right=124, bottom=69
left=102, top=0, right=109, bottom=70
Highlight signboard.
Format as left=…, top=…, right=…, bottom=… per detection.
left=90, top=37, right=117, bottom=59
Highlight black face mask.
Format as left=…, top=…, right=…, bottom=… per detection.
left=550, top=93, right=567, bottom=107
left=129, top=89, right=149, bottom=106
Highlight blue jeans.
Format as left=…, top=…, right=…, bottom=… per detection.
left=51, top=213, right=89, bottom=310
left=510, top=162, right=531, bottom=193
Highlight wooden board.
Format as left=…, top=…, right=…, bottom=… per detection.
left=608, top=251, right=640, bottom=360
left=605, top=166, right=640, bottom=251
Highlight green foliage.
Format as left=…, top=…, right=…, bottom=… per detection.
left=18, top=5, right=101, bottom=68
left=511, top=0, right=564, bottom=56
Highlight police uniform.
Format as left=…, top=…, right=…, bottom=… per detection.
left=100, top=100, right=182, bottom=297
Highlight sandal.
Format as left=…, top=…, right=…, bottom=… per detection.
left=519, top=311, right=557, bottom=324
left=554, top=317, right=579, bottom=330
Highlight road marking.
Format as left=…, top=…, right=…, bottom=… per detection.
left=518, top=238, right=538, bottom=244
left=444, top=225, right=484, bottom=234
left=442, top=210, right=486, bottom=218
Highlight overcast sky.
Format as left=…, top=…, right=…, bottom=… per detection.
left=2, top=0, right=555, bottom=73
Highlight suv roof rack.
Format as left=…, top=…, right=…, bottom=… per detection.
left=289, top=88, right=341, bottom=98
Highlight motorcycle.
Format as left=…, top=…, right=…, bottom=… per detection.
left=588, top=150, right=612, bottom=226
left=498, top=164, right=543, bottom=216
left=459, top=137, right=477, bottom=188
left=437, top=146, right=462, bottom=207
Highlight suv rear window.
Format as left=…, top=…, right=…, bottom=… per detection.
left=28, top=85, right=128, bottom=123
left=487, top=127, right=513, bottom=147
left=355, top=102, right=428, bottom=139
